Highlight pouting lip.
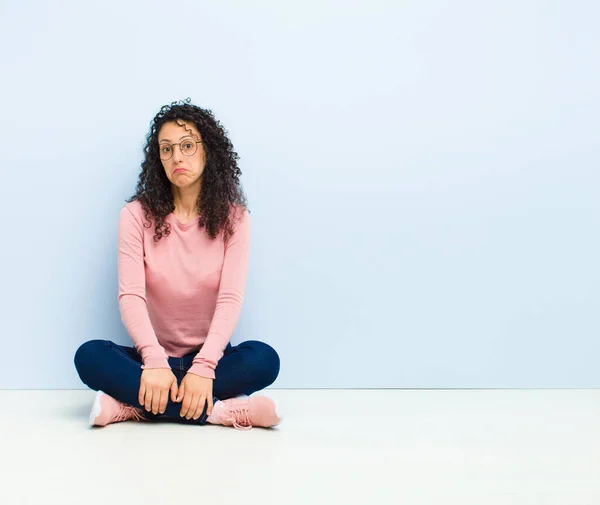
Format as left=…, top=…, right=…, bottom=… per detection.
left=174, top=168, right=187, bottom=173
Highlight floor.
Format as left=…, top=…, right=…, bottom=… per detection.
left=1, top=389, right=599, bottom=505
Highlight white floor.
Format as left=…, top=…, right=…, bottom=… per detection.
left=1, top=389, right=599, bottom=505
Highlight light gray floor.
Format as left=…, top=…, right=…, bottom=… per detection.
left=1, top=389, right=599, bottom=504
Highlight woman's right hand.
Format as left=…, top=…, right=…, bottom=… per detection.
left=139, top=368, right=179, bottom=414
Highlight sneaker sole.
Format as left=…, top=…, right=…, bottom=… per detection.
left=89, top=390, right=105, bottom=426
left=271, top=397, right=283, bottom=425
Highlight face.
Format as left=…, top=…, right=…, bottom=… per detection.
left=157, top=120, right=206, bottom=188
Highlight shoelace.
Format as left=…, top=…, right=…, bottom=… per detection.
left=114, top=404, right=147, bottom=423
left=224, top=404, right=253, bottom=431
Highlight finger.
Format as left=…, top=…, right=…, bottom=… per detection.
left=185, top=395, right=198, bottom=420
left=170, top=380, right=179, bottom=403
left=159, top=389, right=168, bottom=414
left=193, top=396, right=206, bottom=420
left=145, top=389, right=153, bottom=412
left=207, top=395, right=214, bottom=417
left=176, top=381, right=185, bottom=403
left=186, top=396, right=199, bottom=420
left=180, top=393, right=192, bottom=418
left=151, top=389, right=161, bottom=414
left=139, top=383, right=146, bottom=408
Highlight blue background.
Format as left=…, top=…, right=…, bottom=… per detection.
left=0, top=0, right=598, bottom=388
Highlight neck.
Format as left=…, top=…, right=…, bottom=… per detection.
left=171, top=179, right=201, bottom=217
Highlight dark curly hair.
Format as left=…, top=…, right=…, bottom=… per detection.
left=126, top=97, right=248, bottom=243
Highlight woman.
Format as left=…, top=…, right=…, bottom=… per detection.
left=74, top=98, right=282, bottom=431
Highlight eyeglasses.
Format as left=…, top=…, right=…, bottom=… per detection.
left=159, top=140, right=203, bottom=160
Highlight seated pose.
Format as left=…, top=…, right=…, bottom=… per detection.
left=74, top=98, right=282, bottom=431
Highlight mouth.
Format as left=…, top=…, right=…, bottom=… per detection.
left=174, top=168, right=187, bottom=174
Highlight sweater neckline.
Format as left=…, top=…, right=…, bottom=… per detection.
left=168, top=212, right=198, bottom=229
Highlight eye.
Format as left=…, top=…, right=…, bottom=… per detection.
left=162, top=146, right=171, bottom=152
left=183, top=142, right=193, bottom=149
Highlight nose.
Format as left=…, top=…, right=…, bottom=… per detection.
left=172, top=144, right=184, bottom=163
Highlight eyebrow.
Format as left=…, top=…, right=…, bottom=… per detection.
left=159, top=135, right=194, bottom=143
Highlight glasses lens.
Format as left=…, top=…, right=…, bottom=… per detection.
left=160, top=145, right=172, bottom=160
left=181, top=140, right=197, bottom=156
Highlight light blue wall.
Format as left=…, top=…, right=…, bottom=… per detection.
left=1, top=1, right=598, bottom=389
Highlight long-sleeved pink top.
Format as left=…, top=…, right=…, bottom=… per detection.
left=117, top=199, right=251, bottom=379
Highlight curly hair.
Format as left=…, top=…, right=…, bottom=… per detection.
left=126, top=97, right=248, bottom=243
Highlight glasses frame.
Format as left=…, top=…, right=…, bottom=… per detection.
left=159, top=139, right=203, bottom=160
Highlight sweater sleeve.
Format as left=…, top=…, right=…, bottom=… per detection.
left=187, top=208, right=252, bottom=379
left=117, top=206, right=171, bottom=370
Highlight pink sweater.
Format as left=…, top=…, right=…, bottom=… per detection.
left=117, top=200, right=251, bottom=379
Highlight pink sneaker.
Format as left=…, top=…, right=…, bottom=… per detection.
left=207, top=395, right=282, bottom=431
left=89, top=390, right=148, bottom=427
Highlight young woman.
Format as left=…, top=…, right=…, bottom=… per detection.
left=74, top=98, right=282, bottom=431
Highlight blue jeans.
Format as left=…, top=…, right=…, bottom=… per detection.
left=74, top=339, right=280, bottom=425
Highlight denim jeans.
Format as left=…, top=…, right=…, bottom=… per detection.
left=74, top=339, right=280, bottom=425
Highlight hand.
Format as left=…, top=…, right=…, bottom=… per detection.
left=139, top=368, right=179, bottom=415
left=177, top=372, right=214, bottom=420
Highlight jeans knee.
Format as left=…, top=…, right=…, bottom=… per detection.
left=265, top=344, right=281, bottom=385
left=74, top=339, right=106, bottom=386
left=243, top=340, right=280, bottom=388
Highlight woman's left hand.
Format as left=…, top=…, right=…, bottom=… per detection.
left=176, top=373, right=214, bottom=420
